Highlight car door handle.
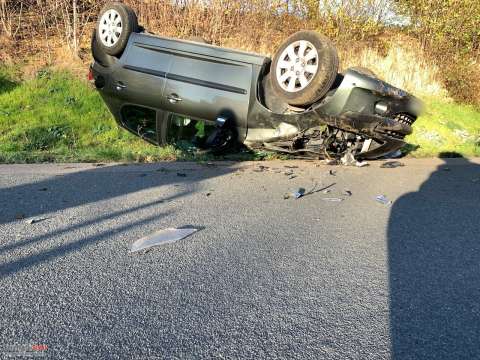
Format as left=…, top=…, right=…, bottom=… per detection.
left=115, top=82, right=126, bottom=91
left=167, top=94, right=183, bottom=104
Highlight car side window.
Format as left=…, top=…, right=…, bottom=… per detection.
left=121, top=105, right=157, bottom=143
left=167, top=114, right=216, bottom=149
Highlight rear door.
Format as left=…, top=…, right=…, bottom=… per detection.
left=156, top=37, right=270, bottom=139
left=162, top=48, right=252, bottom=129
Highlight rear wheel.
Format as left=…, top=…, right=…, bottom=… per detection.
left=270, top=31, right=339, bottom=106
left=96, top=2, right=138, bottom=56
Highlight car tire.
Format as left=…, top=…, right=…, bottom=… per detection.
left=96, top=2, right=138, bottom=56
left=270, top=31, right=339, bottom=106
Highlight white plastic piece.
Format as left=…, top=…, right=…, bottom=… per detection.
left=130, top=227, right=198, bottom=253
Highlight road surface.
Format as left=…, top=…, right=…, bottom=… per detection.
left=1, top=158, right=479, bottom=359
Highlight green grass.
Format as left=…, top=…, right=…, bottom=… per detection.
left=406, top=98, right=480, bottom=157
left=0, top=66, right=479, bottom=163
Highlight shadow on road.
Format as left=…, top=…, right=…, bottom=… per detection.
left=0, top=163, right=234, bottom=277
left=388, top=155, right=480, bottom=358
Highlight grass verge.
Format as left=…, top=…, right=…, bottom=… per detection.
left=405, top=98, right=480, bottom=157
left=0, top=67, right=479, bottom=162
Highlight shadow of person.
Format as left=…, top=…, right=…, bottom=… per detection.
left=388, top=154, right=480, bottom=359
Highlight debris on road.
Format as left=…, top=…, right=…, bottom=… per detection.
left=322, top=197, right=344, bottom=202
left=26, top=217, right=48, bottom=224
left=380, top=161, right=405, bottom=168
left=329, top=169, right=336, bottom=176
left=15, top=213, right=26, bottom=220
left=130, top=227, right=199, bottom=253
left=38, top=187, right=48, bottom=191
left=176, top=172, right=187, bottom=177
left=375, top=195, right=392, bottom=205
left=343, top=189, right=352, bottom=196
left=293, top=188, right=306, bottom=199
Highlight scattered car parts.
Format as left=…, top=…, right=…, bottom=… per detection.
left=91, top=2, right=423, bottom=161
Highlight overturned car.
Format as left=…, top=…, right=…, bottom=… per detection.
left=90, top=2, right=422, bottom=160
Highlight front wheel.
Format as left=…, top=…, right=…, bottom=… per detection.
left=270, top=31, right=339, bottom=107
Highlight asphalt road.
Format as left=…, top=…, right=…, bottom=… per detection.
left=1, top=158, right=479, bottom=359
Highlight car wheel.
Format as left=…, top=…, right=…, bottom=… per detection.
left=270, top=31, right=339, bottom=106
left=96, top=2, right=138, bottom=56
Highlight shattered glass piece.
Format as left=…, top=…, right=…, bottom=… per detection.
left=130, top=227, right=199, bottom=253
left=322, top=197, right=344, bottom=202
left=288, top=175, right=297, bottom=180
left=376, top=195, right=392, bottom=205
left=380, top=161, right=404, bottom=168
left=322, top=189, right=331, bottom=194
left=293, top=188, right=306, bottom=199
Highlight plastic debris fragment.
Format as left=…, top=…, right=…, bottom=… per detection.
left=130, top=227, right=199, bottom=253
left=343, top=189, right=352, bottom=196
left=26, top=217, right=47, bottom=224
left=376, top=195, right=392, bottom=205
left=293, top=188, right=306, bottom=199
left=322, top=197, right=344, bottom=202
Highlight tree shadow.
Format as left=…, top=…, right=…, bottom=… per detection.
left=0, top=163, right=234, bottom=276
left=388, top=154, right=480, bottom=358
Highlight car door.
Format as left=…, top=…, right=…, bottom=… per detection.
left=161, top=42, right=253, bottom=134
